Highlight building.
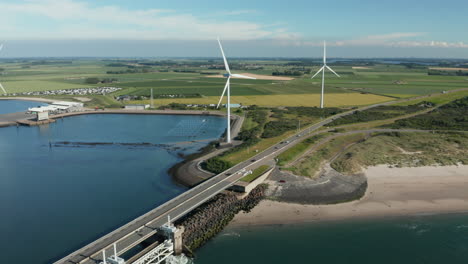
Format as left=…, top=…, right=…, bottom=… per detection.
left=124, top=104, right=150, bottom=110
left=27, top=101, right=84, bottom=114
left=37, top=111, right=49, bottom=121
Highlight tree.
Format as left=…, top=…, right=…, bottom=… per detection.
left=85, top=77, right=100, bottom=84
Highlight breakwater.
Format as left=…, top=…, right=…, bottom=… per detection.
left=175, top=184, right=268, bottom=252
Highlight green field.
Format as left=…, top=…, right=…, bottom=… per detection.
left=1, top=59, right=467, bottom=108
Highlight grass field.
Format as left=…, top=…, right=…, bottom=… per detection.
left=130, top=93, right=392, bottom=107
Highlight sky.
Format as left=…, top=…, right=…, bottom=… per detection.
left=0, top=0, right=467, bottom=58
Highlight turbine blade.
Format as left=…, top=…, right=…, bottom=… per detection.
left=323, top=41, right=327, bottom=64
left=326, top=66, right=341, bottom=77
left=0, top=82, right=6, bottom=94
left=230, top=74, right=256, bottom=80
left=0, top=44, right=3, bottom=52
left=217, top=77, right=230, bottom=108
left=217, top=38, right=231, bottom=75
left=311, top=66, right=325, bottom=79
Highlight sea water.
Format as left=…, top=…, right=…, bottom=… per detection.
left=196, top=214, right=468, bottom=264
left=0, top=113, right=226, bottom=264
left=0, top=99, right=47, bottom=114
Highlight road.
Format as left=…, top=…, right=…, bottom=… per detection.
left=53, top=88, right=468, bottom=264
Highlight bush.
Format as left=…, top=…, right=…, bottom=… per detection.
left=387, top=96, right=468, bottom=131
left=262, top=119, right=297, bottom=138
left=85, top=77, right=100, bottom=84
left=204, top=157, right=232, bottom=174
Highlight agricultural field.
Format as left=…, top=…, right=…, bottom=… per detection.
left=1, top=58, right=467, bottom=108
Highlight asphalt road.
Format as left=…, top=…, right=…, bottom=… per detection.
left=53, top=88, right=468, bottom=264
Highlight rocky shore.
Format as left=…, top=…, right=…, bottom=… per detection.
left=267, top=164, right=367, bottom=204
left=175, top=184, right=268, bottom=252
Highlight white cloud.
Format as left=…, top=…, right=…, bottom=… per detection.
left=0, top=0, right=295, bottom=40
left=273, top=32, right=468, bottom=49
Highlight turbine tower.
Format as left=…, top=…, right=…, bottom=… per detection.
left=216, top=38, right=255, bottom=144
left=311, top=41, right=340, bottom=108
left=0, top=44, right=6, bottom=95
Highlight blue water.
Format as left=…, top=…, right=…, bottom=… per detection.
left=196, top=214, right=468, bottom=264
left=0, top=99, right=47, bottom=114
left=0, top=113, right=226, bottom=264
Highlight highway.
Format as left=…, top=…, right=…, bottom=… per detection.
left=53, top=88, right=467, bottom=264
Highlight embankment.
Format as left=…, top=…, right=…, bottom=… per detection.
left=175, top=184, right=268, bottom=252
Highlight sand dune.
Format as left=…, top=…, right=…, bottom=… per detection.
left=230, top=165, right=468, bottom=227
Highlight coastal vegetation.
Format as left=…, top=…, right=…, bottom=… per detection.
left=385, top=96, right=468, bottom=131
left=276, top=133, right=331, bottom=166
left=282, top=133, right=367, bottom=177
left=328, top=103, right=432, bottom=126
left=332, top=132, right=468, bottom=174
left=204, top=106, right=344, bottom=174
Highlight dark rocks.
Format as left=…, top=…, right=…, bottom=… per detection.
left=175, top=184, right=268, bottom=251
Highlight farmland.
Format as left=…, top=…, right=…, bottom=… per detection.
left=1, top=58, right=467, bottom=108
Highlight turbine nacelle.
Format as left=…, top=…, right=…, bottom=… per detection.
left=311, top=41, right=340, bottom=108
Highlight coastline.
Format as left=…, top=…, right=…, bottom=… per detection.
left=229, top=165, right=468, bottom=227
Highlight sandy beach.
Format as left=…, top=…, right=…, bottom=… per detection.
left=230, top=165, right=468, bottom=227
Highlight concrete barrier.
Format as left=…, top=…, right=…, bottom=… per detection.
left=230, top=167, right=274, bottom=193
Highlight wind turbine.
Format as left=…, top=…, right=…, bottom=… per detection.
left=311, top=41, right=340, bottom=108
left=0, top=43, right=6, bottom=95
left=216, top=38, right=255, bottom=144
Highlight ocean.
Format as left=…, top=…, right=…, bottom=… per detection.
left=195, top=214, right=468, bottom=264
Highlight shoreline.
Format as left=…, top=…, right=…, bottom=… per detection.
left=229, top=165, right=468, bottom=227
left=0, top=100, right=243, bottom=188
left=0, top=108, right=228, bottom=129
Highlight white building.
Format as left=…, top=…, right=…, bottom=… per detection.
left=28, top=101, right=84, bottom=114
left=124, top=104, right=150, bottom=110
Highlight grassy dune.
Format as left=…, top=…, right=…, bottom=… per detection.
left=332, top=132, right=468, bottom=174
left=284, top=133, right=367, bottom=177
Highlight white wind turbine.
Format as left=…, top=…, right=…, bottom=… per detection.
left=216, top=38, right=256, bottom=144
left=0, top=44, right=6, bottom=95
left=311, top=41, right=340, bottom=108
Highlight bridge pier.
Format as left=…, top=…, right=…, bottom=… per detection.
left=160, top=216, right=184, bottom=255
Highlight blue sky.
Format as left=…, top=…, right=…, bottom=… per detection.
left=0, top=0, right=467, bottom=58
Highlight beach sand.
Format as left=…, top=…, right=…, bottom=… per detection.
left=230, top=165, right=468, bottom=227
